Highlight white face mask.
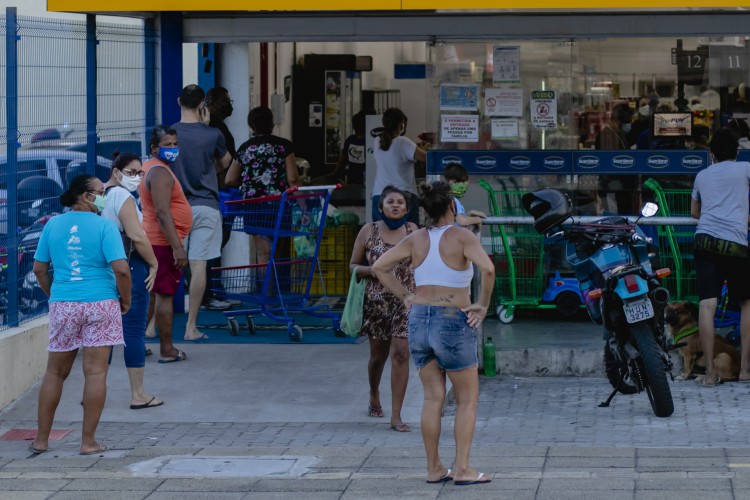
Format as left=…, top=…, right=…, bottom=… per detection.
left=119, top=171, right=142, bottom=192
left=638, top=105, right=650, bottom=117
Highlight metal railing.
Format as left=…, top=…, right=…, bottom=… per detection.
left=0, top=9, right=156, bottom=330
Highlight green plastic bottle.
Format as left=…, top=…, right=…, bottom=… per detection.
left=483, top=336, right=497, bottom=377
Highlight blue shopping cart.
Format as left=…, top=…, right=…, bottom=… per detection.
left=211, top=185, right=343, bottom=341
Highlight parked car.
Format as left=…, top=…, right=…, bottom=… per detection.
left=0, top=149, right=112, bottom=235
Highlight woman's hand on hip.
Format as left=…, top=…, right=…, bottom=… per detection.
left=461, top=303, right=487, bottom=328
left=403, top=292, right=416, bottom=308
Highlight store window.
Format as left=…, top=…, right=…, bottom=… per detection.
left=426, top=36, right=749, bottom=215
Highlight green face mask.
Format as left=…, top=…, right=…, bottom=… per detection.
left=451, top=182, right=468, bottom=198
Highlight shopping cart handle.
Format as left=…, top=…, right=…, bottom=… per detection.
left=294, top=184, right=342, bottom=191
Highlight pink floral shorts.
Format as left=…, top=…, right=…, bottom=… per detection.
left=48, top=300, right=124, bottom=352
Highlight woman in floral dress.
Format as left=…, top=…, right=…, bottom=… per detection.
left=226, top=106, right=300, bottom=265
left=349, top=186, right=417, bottom=432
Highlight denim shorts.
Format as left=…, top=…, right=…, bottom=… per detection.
left=408, top=305, right=478, bottom=371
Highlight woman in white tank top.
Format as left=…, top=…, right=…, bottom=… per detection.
left=372, top=181, right=495, bottom=486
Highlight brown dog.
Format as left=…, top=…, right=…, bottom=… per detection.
left=664, top=301, right=740, bottom=381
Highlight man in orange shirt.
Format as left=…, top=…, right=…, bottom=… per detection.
left=140, top=125, right=194, bottom=363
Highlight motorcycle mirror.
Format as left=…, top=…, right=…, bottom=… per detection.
left=641, top=202, right=658, bottom=218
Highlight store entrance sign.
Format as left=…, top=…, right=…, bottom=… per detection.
left=530, top=90, right=557, bottom=129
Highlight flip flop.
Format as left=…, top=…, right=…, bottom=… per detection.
left=390, top=423, right=412, bottom=432
left=79, top=444, right=108, bottom=456
left=368, top=405, right=384, bottom=418
left=738, top=378, right=750, bottom=383
left=130, top=396, right=164, bottom=410
left=183, top=334, right=210, bottom=342
left=158, top=350, right=187, bottom=364
left=28, top=443, right=47, bottom=455
left=699, top=375, right=722, bottom=387
left=426, top=468, right=453, bottom=484
left=454, top=472, right=491, bottom=486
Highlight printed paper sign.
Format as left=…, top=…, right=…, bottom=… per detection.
left=441, top=115, right=479, bottom=143
left=491, top=119, right=519, bottom=140
left=530, top=90, right=557, bottom=129
left=484, top=88, right=523, bottom=117
left=439, top=84, right=479, bottom=111
left=493, top=46, right=521, bottom=84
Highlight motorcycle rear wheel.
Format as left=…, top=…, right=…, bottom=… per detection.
left=603, top=344, right=638, bottom=395
left=631, top=322, right=674, bottom=417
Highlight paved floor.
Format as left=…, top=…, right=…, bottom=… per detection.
left=2, top=316, right=750, bottom=499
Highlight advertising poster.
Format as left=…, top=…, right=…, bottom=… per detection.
left=484, top=88, right=523, bottom=117
left=653, top=112, right=692, bottom=137
left=492, top=46, right=521, bottom=83
left=491, top=119, right=519, bottom=140
left=441, top=114, right=479, bottom=143
left=530, top=90, right=557, bottom=129
left=439, top=84, right=479, bottom=111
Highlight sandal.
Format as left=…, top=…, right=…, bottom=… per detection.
left=390, top=422, right=412, bottom=432
left=79, top=443, right=109, bottom=455
left=158, top=349, right=187, bottom=364
left=699, top=374, right=722, bottom=387
left=368, top=405, right=384, bottom=418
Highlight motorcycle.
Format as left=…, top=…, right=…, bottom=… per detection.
left=0, top=213, right=55, bottom=325
left=523, top=189, right=674, bottom=417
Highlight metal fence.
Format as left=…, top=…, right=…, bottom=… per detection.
left=0, top=10, right=156, bottom=329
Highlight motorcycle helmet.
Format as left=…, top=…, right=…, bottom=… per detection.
left=522, top=188, right=572, bottom=234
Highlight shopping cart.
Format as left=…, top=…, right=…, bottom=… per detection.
left=642, top=178, right=697, bottom=301
left=478, top=178, right=582, bottom=323
left=211, top=185, right=343, bottom=341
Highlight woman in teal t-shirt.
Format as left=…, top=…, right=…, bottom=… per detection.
left=29, top=174, right=131, bottom=456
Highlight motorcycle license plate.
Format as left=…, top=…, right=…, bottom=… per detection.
left=623, top=298, right=654, bottom=323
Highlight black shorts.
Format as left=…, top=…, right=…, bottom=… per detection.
left=694, top=247, right=750, bottom=302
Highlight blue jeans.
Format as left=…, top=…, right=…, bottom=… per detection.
left=372, top=192, right=420, bottom=225
left=408, top=304, right=478, bottom=371
left=122, top=252, right=150, bottom=368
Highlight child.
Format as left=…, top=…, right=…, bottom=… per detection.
left=444, top=163, right=487, bottom=232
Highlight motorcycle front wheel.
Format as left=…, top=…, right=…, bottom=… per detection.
left=631, top=322, right=674, bottom=417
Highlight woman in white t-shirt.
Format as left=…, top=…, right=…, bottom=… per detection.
left=372, top=108, right=427, bottom=224
left=102, top=152, right=162, bottom=410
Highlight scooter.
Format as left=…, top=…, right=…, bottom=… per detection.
left=523, top=189, right=675, bottom=417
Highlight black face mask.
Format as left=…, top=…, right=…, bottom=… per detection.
left=220, top=103, right=233, bottom=118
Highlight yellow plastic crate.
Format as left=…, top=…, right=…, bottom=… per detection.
left=291, top=225, right=359, bottom=261
left=318, top=225, right=358, bottom=261
left=309, top=260, right=351, bottom=296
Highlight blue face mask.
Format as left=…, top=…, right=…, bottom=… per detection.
left=622, top=123, right=632, bottom=134
left=381, top=213, right=408, bottom=230
left=158, top=147, right=179, bottom=163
